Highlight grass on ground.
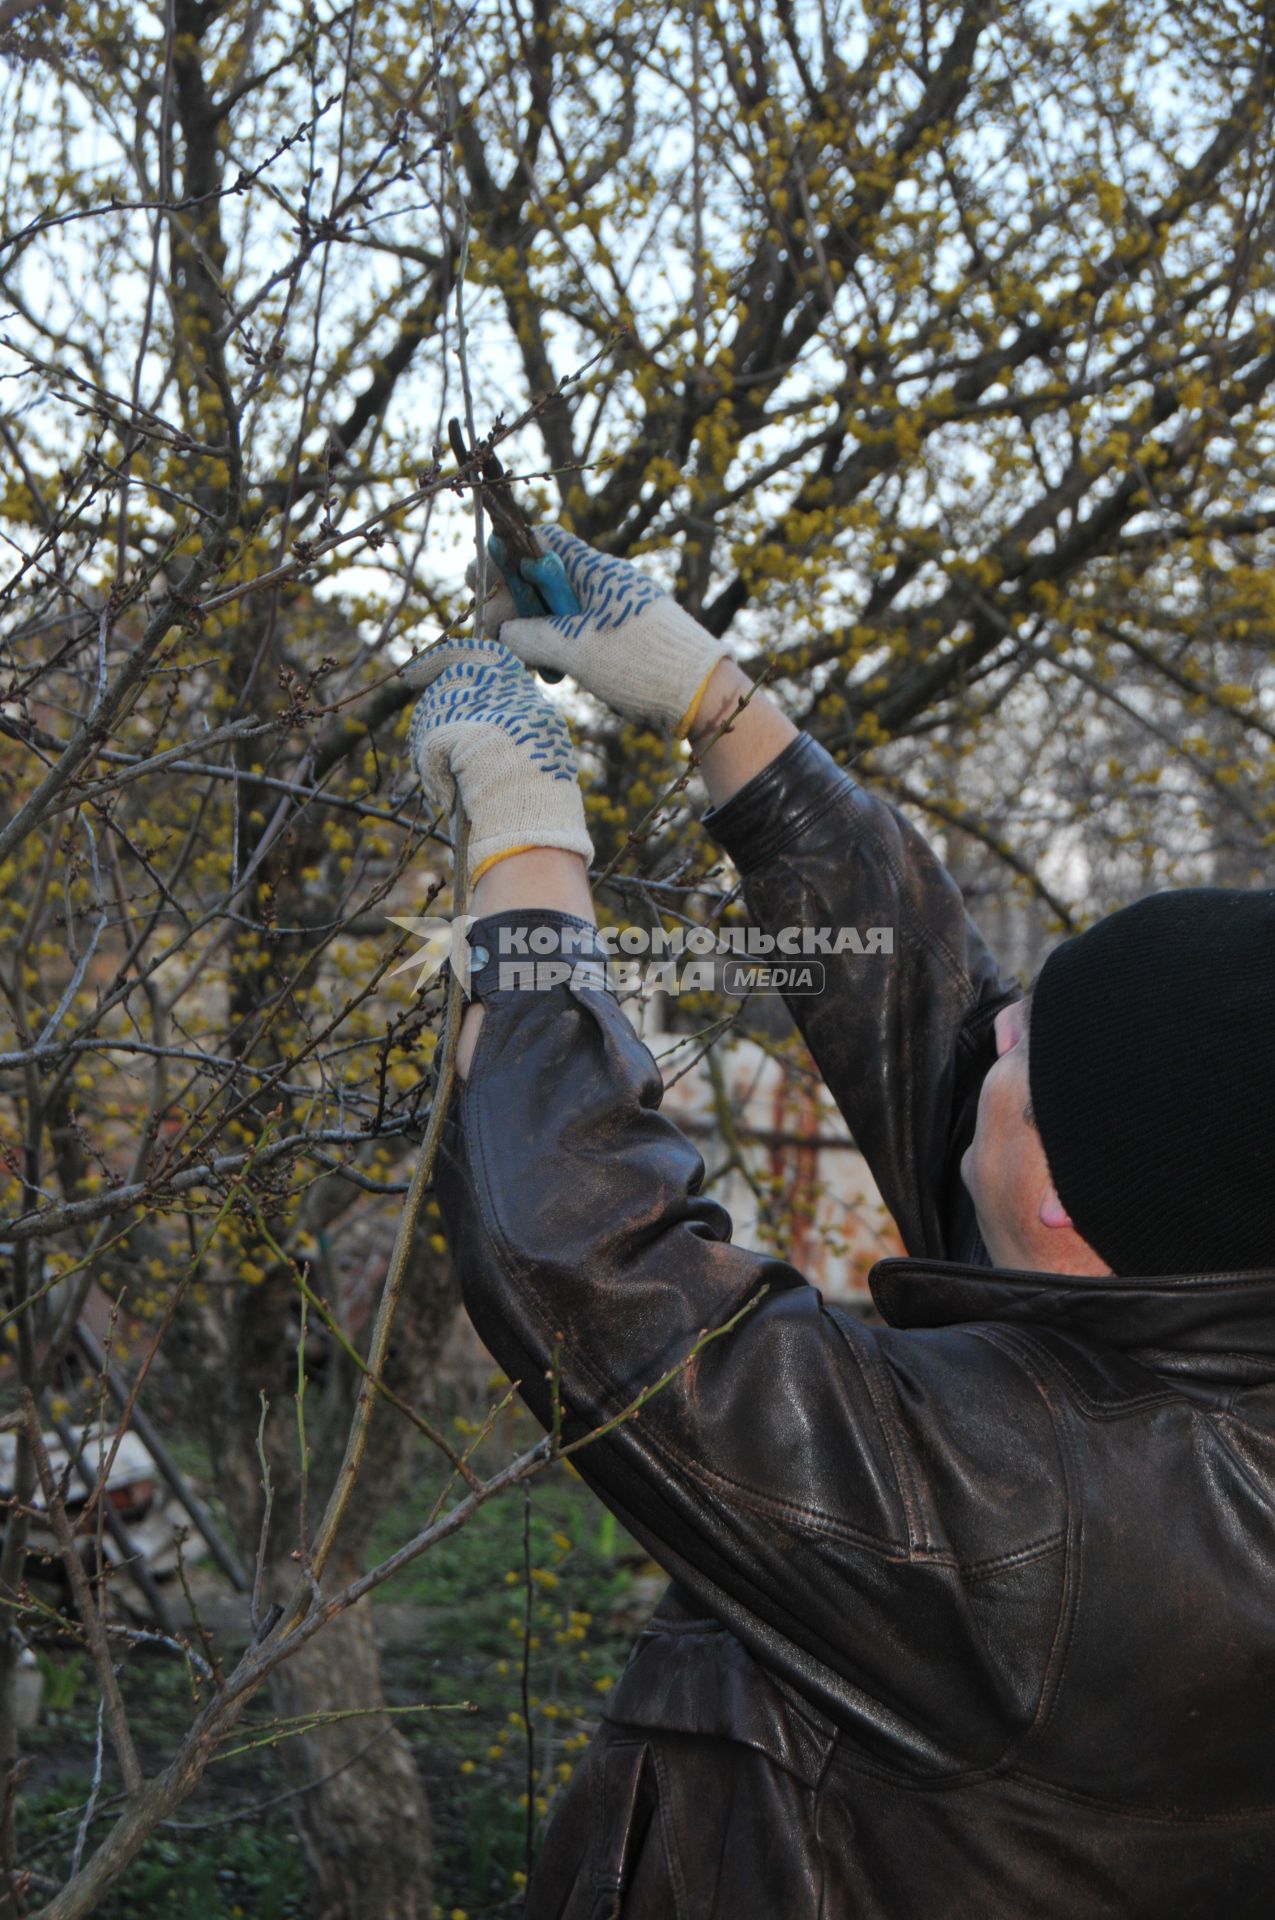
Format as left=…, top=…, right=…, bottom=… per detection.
left=17, top=1400, right=657, bottom=1917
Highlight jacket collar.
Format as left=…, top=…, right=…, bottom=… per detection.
left=870, top=1257, right=1275, bottom=1377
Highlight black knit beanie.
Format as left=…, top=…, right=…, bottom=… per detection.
left=1028, top=888, right=1275, bottom=1277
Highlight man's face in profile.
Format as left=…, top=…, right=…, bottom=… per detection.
left=960, top=996, right=1058, bottom=1269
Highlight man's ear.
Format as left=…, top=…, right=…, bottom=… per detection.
left=1039, top=1184, right=1073, bottom=1232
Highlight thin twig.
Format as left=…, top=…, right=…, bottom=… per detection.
left=298, top=807, right=471, bottom=1598
left=251, top=1395, right=274, bottom=1639
left=20, top=1398, right=142, bottom=1798
left=69, top=1702, right=105, bottom=1881
left=521, top=1483, right=535, bottom=1885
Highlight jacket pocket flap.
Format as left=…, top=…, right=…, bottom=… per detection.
left=603, top=1614, right=834, bottom=1788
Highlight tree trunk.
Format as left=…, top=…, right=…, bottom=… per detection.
left=203, top=1179, right=457, bottom=1919
left=268, top=1562, right=430, bottom=1920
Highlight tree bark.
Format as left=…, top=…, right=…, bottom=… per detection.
left=204, top=1157, right=456, bottom=1918
left=268, top=1560, right=430, bottom=1920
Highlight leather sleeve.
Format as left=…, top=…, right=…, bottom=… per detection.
left=436, top=918, right=1065, bottom=1767
left=703, top=733, right=1019, bottom=1259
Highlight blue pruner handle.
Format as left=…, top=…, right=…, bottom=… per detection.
left=487, top=537, right=580, bottom=684
left=518, top=550, right=580, bottom=617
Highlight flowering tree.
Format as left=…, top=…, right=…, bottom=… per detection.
left=1, top=0, right=1273, bottom=1913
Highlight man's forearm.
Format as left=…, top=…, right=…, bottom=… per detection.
left=457, top=849, right=595, bottom=1076
left=687, top=660, right=798, bottom=809
left=445, top=690, right=884, bottom=1083
left=452, top=666, right=792, bottom=1073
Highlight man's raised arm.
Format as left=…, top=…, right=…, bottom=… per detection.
left=493, top=529, right=1018, bottom=1259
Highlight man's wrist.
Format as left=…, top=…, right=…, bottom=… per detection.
left=468, top=848, right=596, bottom=924
left=685, top=659, right=754, bottom=746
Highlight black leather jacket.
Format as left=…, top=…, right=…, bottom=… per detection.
left=436, top=733, right=1275, bottom=1918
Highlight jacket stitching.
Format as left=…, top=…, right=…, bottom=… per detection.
left=968, top=1327, right=1082, bottom=1753
left=1203, top=1411, right=1275, bottom=1513
left=811, top=1738, right=837, bottom=1920
left=826, top=1745, right=1275, bottom=1824
left=648, top=1744, right=690, bottom=1920
left=468, top=1075, right=922, bottom=1553
left=826, top=1306, right=921, bottom=1548
left=1011, top=1333, right=1179, bottom=1419
left=959, top=1533, right=1066, bottom=1582
left=738, top=789, right=848, bottom=871
left=995, top=1769, right=1275, bottom=1826
left=1144, top=1345, right=1275, bottom=1368
left=828, top=1316, right=1068, bottom=1574
left=645, top=1437, right=910, bottom=1552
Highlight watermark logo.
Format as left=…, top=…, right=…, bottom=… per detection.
left=384, top=917, right=892, bottom=998
left=385, top=913, right=475, bottom=993
left=721, top=958, right=825, bottom=996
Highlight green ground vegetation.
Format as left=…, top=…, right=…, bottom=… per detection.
left=17, top=1405, right=654, bottom=1917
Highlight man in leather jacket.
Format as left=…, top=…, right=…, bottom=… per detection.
left=412, top=529, right=1275, bottom=1918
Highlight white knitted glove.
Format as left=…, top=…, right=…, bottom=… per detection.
left=484, top=526, right=732, bottom=738
left=408, top=637, right=593, bottom=884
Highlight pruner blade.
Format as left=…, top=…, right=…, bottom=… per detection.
left=448, top=417, right=580, bottom=683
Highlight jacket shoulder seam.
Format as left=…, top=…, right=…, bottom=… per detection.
left=966, top=1327, right=1081, bottom=1756
left=643, top=1434, right=912, bottom=1554
left=999, top=1327, right=1181, bottom=1421
left=827, top=1305, right=923, bottom=1548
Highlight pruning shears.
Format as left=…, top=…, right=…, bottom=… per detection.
left=448, top=417, right=579, bottom=683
